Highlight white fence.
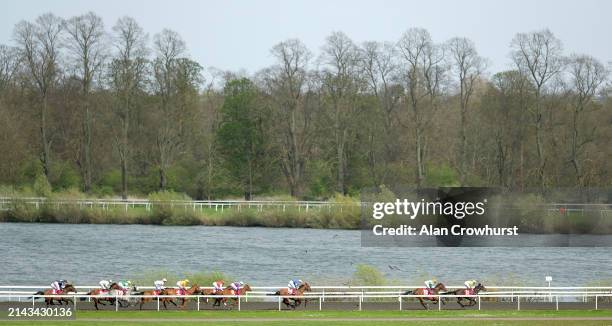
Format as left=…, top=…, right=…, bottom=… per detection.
left=0, top=197, right=358, bottom=213
left=3, top=293, right=612, bottom=312
left=3, top=285, right=612, bottom=305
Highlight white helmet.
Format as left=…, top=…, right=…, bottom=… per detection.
left=162, top=278, right=167, bottom=282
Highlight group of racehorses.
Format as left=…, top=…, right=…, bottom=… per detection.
left=31, top=282, right=312, bottom=310
left=404, top=282, right=487, bottom=309
left=30, top=281, right=485, bottom=310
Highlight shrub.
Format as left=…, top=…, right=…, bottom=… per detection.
left=350, top=264, right=386, bottom=286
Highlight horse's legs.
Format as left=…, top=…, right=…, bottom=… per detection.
left=418, top=298, right=428, bottom=310
left=457, top=297, right=465, bottom=308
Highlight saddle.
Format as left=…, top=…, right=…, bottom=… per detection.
left=464, top=289, right=474, bottom=296
left=177, top=288, right=186, bottom=296
left=153, top=290, right=161, bottom=296
left=51, top=289, right=62, bottom=295
left=288, top=288, right=297, bottom=296
left=423, top=288, right=435, bottom=299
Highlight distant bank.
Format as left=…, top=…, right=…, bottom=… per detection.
left=0, top=197, right=361, bottom=229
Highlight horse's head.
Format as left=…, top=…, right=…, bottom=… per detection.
left=475, top=283, right=487, bottom=292
left=435, top=283, right=447, bottom=292
left=109, top=282, right=120, bottom=290
left=299, top=282, right=312, bottom=292
left=242, top=284, right=252, bottom=292
left=63, top=284, right=77, bottom=293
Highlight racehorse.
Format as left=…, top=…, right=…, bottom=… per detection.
left=200, top=288, right=217, bottom=303
left=272, top=282, right=312, bottom=309
left=138, top=287, right=166, bottom=310
left=446, top=283, right=487, bottom=308
left=30, top=284, right=77, bottom=306
left=213, top=284, right=252, bottom=308
left=403, top=283, right=448, bottom=310
left=159, top=284, right=201, bottom=309
left=84, top=282, right=121, bottom=310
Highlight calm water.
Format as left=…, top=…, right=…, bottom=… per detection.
left=1, top=223, right=611, bottom=286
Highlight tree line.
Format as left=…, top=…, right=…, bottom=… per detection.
left=0, top=12, right=610, bottom=200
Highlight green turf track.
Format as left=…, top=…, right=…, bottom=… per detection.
left=3, top=310, right=612, bottom=325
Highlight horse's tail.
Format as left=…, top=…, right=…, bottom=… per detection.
left=403, top=290, right=413, bottom=295
left=28, top=291, right=44, bottom=300
left=268, top=291, right=281, bottom=296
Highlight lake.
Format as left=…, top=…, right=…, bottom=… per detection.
left=1, top=223, right=611, bottom=286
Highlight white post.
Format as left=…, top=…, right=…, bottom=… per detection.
left=399, top=295, right=402, bottom=311
left=238, top=296, right=241, bottom=311
left=555, top=295, right=558, bottom=311
left=157, top=296, right=160, bottom=311
left=32, top=295, right=35, bottom=307
left=438, top=296, right=441, bottom=310
left=319, top=296, right=322, bottom=311
left=73, top=295, right=76, bottom=311
left=546, top=276, right=552, bottom=303
left=278, top=296, right=281, bottom=311
left=197, top=296, right=200, bottom=311
left=517, top=295, right=520, bottom=311
left=359, top=294, right=362, bottom=311
left=595, top=295, right=598, bottom=310
left=115, top=295, right=119, bottom=311
left=478, top=295, right=481, bottom=310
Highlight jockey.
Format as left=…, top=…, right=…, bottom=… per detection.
left=99, top=279, right=112, bottom=291
left=154, top=278, right=167, bottom=291
left=464, top=279, right=478, bottom=290
left=51, top=280, right=68, bottom=292
left=212, top=279, right=225, bottom=294
left=153, top=278, right=168, bottom=291
left=117, top=280, right=132, bottom=293
left=424, top=278, right=438, bottom=290
left=229, top=281, right=244, bottom=294
left=288, top=279, right=303, bottom=295
left=176, top=279, right=190, bottom=290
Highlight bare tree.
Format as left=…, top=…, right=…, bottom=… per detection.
left=397, top=28, right=447, bottom=187
left=0, top=45, right=20, bottom=93
left=567, top=54, right=608, bottom=185
left=511, top=29, right=564, bottom=191
left=13, top=13, right=64, bottom=180
left=263, top=39, right=314, bottom=196
left=152, top=29, right=187, bottom=190
left=109, top=16, right=149, bottom=199
left=64, top=12, right=107, bottom=192
left=446, top=37, right=486, bottom=185
left=359, top=41, right=402, bottom=185
left=320, top=31, right=363, bottom=194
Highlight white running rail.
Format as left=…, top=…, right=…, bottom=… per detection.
left=2, top=293, right=611, bottom=312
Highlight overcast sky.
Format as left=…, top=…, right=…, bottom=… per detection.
left=1, top=0, right=610, bottom=75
